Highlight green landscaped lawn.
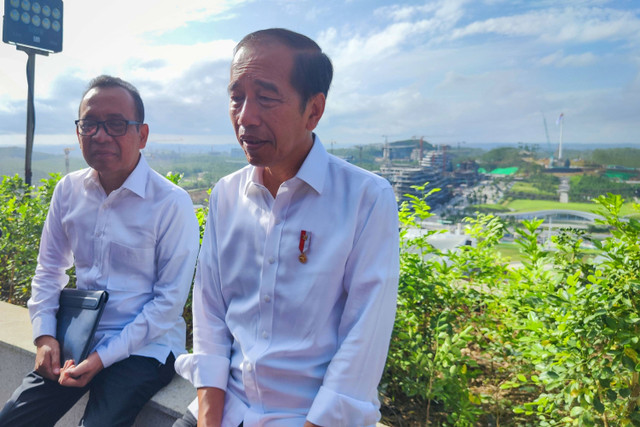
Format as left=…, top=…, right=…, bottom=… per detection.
left=505, top=200, right=639, bottom=216
left=495, top=242, right=522, bottom=261
left=507, top=200, right=597, bottom=212
left=510, top=182, right=556, bottom=196
left=495, top=242, right=603, bottom=264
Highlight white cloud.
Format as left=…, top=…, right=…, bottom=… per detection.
left=65, top=0, right=248, bottom=38
left=539, top=50, right=599, bottom=67
left=374, top=2, right=438, bottom=22
left=1, top=0, right=638, bottom=145
left=449, top=5, right=640, bottom=44
left=2, top=1, right=242, bottom=97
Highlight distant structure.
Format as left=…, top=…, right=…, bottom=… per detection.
left=379, top=140, right=479, bottom=206
left=556, top=113, right=564, bottom=160
left=380, top=163, right=451, bottom=206
left=382, top=135, right=390, bottom=164
left=542, top=112, right=552, bottom=153
left=64, top=147, right=74, bottom=175
left=544, top=112, right=582, bottom=173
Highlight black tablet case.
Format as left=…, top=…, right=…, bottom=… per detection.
left=56, top=289, right=109, bottom=365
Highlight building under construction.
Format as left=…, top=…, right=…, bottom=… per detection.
left=379, top=140, right=480, bottom=205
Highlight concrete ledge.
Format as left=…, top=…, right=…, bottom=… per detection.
left=0, top=301, right=196, bottom=426
left=1, top=301, right=388, bottom=426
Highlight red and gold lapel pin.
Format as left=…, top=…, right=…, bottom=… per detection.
left=298, top=230, right=311, bottom=263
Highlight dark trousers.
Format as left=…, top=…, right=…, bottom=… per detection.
left=0, top=353, right=175, bottom=427
left=172, top=410, right=198, bottom=427
left=172, top=410, right=243, bottom=427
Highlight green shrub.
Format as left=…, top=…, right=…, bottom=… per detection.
left=0, top=174, right=61, bottom=305
left=501, top=194, right=640, bottom=425
left=382, top=185, right=511, bottom=425
left=5, top=172, right=640, bottom=426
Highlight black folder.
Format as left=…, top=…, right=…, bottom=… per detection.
left=56, top=289, right=109, bottom=365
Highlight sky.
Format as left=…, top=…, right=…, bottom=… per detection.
left=1, top=0, right=639, bottom=150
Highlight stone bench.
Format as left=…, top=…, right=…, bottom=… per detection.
left=0, top=301, right=195, bottom=426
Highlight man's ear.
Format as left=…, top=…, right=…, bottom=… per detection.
left=138, top=123, right=149, bottom=150
left=304, top=93, right=326, bottom=132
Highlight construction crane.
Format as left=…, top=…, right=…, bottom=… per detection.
left=382, top=135, right=391, bottom=164
left=63, top=147, right=74, bottom=175
left=542, top=112, right=551, bottom=148
left=541, top=112, right=553, bottom=167
left=412, top=135, right=425, bottom=162
left=354, top=145, right=364, bottom=162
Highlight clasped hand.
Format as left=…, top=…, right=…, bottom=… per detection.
left=34, top=335, right=104, bottom=387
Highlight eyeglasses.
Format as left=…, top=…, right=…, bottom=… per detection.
left=75, top=119, right=142, bottom=136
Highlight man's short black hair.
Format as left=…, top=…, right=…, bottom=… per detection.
left=234, top=28, right=333, bottom=111
left=79, top=75, right=145, bottom=123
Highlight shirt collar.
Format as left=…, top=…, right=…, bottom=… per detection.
left=295, top=134, right=327, bottom=195
left=122, top=154, right=149, bottom=198
left=82, top=154, right=149, bottom=198
left=244, top=134, right=329, bottom=196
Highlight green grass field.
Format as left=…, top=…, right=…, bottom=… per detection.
left=505, top=199, right=639, bottom=216
left=495, top=242, right=603, bottom=264
left=510, top=182, right=556, bottom=196
left=495, top=242, right=523, bottom=261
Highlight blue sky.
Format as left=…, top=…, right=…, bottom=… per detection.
left=1, top=0, right=639, bottom=148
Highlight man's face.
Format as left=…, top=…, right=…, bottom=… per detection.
left=77, top=86, right=148, bottom=185
left=228, top=42, right=322, bottom=180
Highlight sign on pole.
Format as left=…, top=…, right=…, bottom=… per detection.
left=3, top=0, right=64, bottom=186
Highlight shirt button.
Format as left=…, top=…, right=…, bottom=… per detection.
left=264, top=295, right=271, bottom=303
left=245, top=363, right=253, bottom=372
left=274, top=218, right=282, bottom=225
left=268, top=257, right=275, bottom=264
left=262, top=331, right=269, bottom=339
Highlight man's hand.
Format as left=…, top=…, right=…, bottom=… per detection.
left=303, top=422, right=321, bottom=427
left=58, top=351, right=104, bottom=388
left=34, top=335, right=61, bottom=381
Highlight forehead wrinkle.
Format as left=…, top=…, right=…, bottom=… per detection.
left=228, top=77, right=281, bottom=94
left=255, top=79, right=280, bottom=94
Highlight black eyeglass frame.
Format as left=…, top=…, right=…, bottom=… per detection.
left=75, top=119, right=143, bottom=137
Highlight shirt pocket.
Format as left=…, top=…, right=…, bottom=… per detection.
left=107, top=241, right=155, bottom=293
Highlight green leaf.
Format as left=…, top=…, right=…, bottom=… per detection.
left=570, top=406, right=584, bottom=417
left=622, top=355, right=636, bottom=371
left=593, top=395, right=605, bottom=413
left=546, top=370, right=559, bottom=379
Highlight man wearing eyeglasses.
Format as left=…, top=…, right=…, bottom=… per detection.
left=0, top=75, right=200, bottom=426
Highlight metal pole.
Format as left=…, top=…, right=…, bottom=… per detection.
left=16, top=45, right=48, bottom=186
left=24, top=49, right=36, bottom=186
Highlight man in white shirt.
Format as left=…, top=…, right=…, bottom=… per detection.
left=174, top=28, right=399, bottom=427
left=0, top=75, right=200, bottom=427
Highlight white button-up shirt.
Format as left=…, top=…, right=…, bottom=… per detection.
left=28, top=155, right=200, bottom=368
left=176, top=137, right=399, bottom=427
